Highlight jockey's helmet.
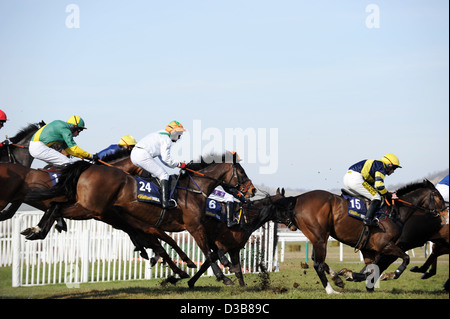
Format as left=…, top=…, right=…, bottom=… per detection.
left=118, top=135, right=137, bottom=147
left=381, top=153, right=402, bottom=168
left=67, top=116, right=87, bottom=130
left=0, top=110, right=7, bottom=122
left=165, top=120, right=186, bottom=141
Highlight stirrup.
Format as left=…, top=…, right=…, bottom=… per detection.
left=363, top=217, right=378, bottom=226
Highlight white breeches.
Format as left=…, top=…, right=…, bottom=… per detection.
left=343, top=170, right=381, bottom=201
left=130, top=147, right=169, bottom=181
left=29, top=141, right=71, bottom=166
left=436, top=183, right=449, bottom=204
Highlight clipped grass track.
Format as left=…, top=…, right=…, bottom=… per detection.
left=1, top=243, right=448, bottom=299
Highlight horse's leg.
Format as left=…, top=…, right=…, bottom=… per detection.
left=22, top=202, right=61, bottom=240
left=156, top=246, right=190, bottom=279
left=312, top=240, right=339, bottom=294
left=151, top=230, right=196, bottom=269
left=380, top=242, right=410, bottom=279
left=229, top=250, right=245, bottom=286
left=188, top=259, right=212, bottom=288
left=210, top=262, right=234, bottom=286
left=0, top=202, right=22, bottom=221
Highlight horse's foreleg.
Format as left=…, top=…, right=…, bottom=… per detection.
left=312, top=241, right=339, bottom=294
left=381, top=242, right=410, bottom=279
left=188, top=259, right=213, bottom=288
left=229, top=250, right=245, bottom=286
left=210, top=262, right=234, bottom=286
left=154, top=230, right=196, bottom=269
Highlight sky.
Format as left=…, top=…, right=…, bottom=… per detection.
left=1, top=0, right=448, bottom=191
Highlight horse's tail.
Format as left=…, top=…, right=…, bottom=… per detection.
left=26, top=160, right=93, bottom=203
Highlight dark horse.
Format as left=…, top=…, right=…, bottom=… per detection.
left=0, top=121, right=46, bottom=219
left=25, top=152, right=256, bottom=272
left=0, top=121, right=45, bottom=167
left=270, top=180, right=447, bottom=294
left=187, top=188, right=293, bottom=288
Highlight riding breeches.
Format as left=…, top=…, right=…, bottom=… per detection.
left=343, top=170, right=381, bottom=201
left=436, top=183, right=449, bottom=204
left=29, top=141, right=71, bottom=166
left=130, top=146, right=169, bottom=181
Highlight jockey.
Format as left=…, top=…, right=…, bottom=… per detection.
left=97, top=134, right=137, bottom=160
left=343, top=153, right=401, bottom=226
left=435, top=174, right=449, bottom=206
left=130, top=120, right=187, bottom=209
left=0, top=109, right=11, bottom=148
left=29, top=115, right=95, bottom=166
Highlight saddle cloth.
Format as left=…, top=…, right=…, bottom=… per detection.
left=135, top=175, right=177, bottom=205
left=341, top=193, right=386, bottom=221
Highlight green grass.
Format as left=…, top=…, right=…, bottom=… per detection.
left=1, top=242, right=448, bottom=299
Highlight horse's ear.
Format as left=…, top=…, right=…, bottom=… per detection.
left=276, top=188, right=280, bottom=195
left=281, top=188, right=285, bottom=196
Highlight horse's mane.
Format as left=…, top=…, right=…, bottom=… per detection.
left=396, top=179, right=435, bottom=197
left=100, top=148, right=131, bottom=163
left=10, top=121, right=46, bottom=144
left=186, top=152, right=239, bottom=171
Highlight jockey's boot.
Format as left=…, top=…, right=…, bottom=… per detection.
left=364, top=199, right=381, bottom=226
left=226, top=202, right=238, bottom=227
left=161, top=179, right=176, bottom=209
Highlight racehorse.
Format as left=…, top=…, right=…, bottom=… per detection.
left=0, top=121, right=45, bottom=167
left=410, top=227, right=449, bottom=279
left=2, top=149, right=197, bottom=277
left=187, top=188, right=293, bottom=288
left=341, top=181, right=449, bottom=291
left=25, top=152, right=256, bottom=269
left=270, top=179, right=447, bottom=294
left=0, top=121, right=46, bottom=218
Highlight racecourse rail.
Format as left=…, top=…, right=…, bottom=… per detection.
left=0, top=211, right=431, bottom=287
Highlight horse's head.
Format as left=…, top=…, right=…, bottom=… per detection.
left=188, top=152, right=257, bottom=198
left=260, top=195, right=298, bottom=231
left=0, top=121, right=46, bottom=167
left=395, top=179, right=448, bottom=223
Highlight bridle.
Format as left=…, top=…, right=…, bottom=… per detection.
left=389, top=189, right=448, bottom=223
left=182, top=162, right=254, bottom=198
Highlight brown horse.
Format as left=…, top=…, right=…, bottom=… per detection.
left=188, top=188, right=293, bottom=288
left=410, top=227, right=449, bottom=279
left=2, top=150, right=197, bottom=276
left=270, top=179, right=447, bottom=294
left=25, top=152, right=256, bottom=269
left=0, top=121, right=45, bottom=167
left=0, top=121, right=46, bottom=217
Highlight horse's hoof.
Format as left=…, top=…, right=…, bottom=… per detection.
left=421, top=272, right=434, bottom=280
left=21, top=228, right=32, bottom=236
left=179, top=272, right=190, bottom=279
left=187, top=262, right=197, bottom=269
left=409, top=266, right=423, bottom=273
left=222, top=277, right=235, bottom=286
left=187, top=279, right=195, bottom=289
left=25, top=232, right=42, bottom=241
